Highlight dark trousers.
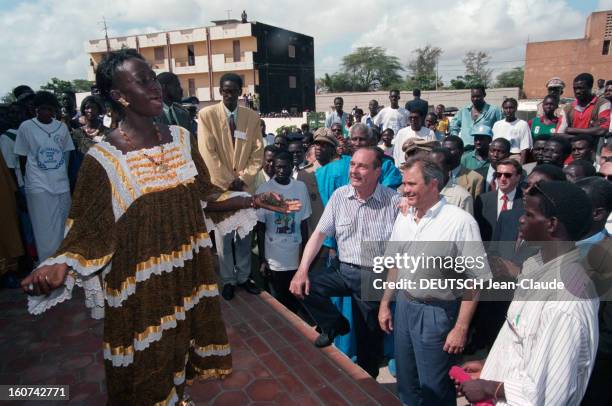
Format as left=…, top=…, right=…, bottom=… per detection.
left=395, top=295, right=459, bottom=406
left=581, top=352, right=612, bottom=406
left=268, top=270, right=301, bottom=314
left=300, top=262, right=383, bottom=378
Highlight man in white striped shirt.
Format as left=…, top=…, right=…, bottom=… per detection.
left=290, top=146, right=401, bottom=378
left=456, top=181, right=599, bottom=405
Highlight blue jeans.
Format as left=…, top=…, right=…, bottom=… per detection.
left=394, top=295, right=459, bottom=406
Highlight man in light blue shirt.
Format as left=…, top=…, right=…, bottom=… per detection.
left=325, top=96, right=351, bottom=131
left=450, top=85, right=502, bottom=148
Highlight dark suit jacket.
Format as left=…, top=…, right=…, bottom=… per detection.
left=474, top=188, right=523, bottom=241
left=475, top=165, right=491, bottom=192
left=157, top=102, right=194, bottom=135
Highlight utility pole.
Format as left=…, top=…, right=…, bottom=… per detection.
left=225, top=9, right=232, bottom=22
left=102, top=16, right=110, bottom=52
left=436, top=56, right=439, bottom=91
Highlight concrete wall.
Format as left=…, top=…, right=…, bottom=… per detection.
left=315, top=88, right=520, bottom=113
left=524, top=10, right=612, bottom=98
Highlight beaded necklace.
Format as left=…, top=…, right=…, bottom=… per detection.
left=118, top=122, right=169, bottom=173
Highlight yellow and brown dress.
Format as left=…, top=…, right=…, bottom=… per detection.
left=27, top=126, right=257, bottom=405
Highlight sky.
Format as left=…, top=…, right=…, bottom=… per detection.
left=0, top=0, right=611, bottom=96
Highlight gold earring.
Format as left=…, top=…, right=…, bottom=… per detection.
left=118, top=97, right=130, bottom=108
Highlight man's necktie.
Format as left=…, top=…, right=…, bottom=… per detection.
left=500, top=193, right=508, bottom=212
left=229, top=114, right=236, bottom=143
left=489, top=177, right=497, bottom=191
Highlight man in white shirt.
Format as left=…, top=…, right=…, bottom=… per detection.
left=373, top=89, right=408, bottom=136
left=14, top=91, right=74, bottom=262
left=456, top=181, right=599, bottom=406
left=492, top=98, right=532, bottom=164
left=393, top=110, right=436, bottom=167
left=378, top=156, right=488, bottom=406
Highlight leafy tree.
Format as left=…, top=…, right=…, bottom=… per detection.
left=340, top=47, right=403, bottom=91
left=462, top=51, right=493, bottom=87
left=40, top=78, right=74, bottom=93
left=72, top=79, right=95, bottom=92
left=406, top=45, right=443, bottom=90
left=320, top=72, right=353, bottom=92
left=495, top=67, right=524, bottom=88
left=1, top=92, right=16, bottom=104
left=40, top=78, right=94, bottom=94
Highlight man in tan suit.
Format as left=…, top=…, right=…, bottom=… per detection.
left=443, top=135, right=484, bottom=199
left=198, top=73, right=263, bottom=300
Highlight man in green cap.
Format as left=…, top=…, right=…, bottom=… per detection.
left=461, top=124, right=492, bottom=170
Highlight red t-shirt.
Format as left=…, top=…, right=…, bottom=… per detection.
left=557, top=96, right=611, bottom=131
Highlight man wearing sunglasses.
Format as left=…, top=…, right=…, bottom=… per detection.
left=474, top=159, right=523, bottom=242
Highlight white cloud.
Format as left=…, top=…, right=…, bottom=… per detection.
left=352, top=0, right=586, bottom=82
left=0, top=0, right=591, bottom=96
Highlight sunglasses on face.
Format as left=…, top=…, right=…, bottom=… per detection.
left=494, top=172, right=515, bottom=179
left=597, top=172, right=612, bottom=181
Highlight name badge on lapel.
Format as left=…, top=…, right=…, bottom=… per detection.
left=234, top=130, right=247, bottom=140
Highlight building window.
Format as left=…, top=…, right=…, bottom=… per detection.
left=288, top=44, right=296, bottom=58
left=289, top=75, right=297, bottom=89
left=603, top=40, right=610, bottom=56
left=154, top=46, right=164, bottom=61
left=233, top=40, right=241, bottom=62
left=605, top=13, right=612, bottom=39
left=188, top=79, right=196, bottom=97
left=187, top=44, right=195, bottom=66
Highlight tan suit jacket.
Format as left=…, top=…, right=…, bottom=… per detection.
left=456, top=165, right=484, bottom=199
left=197, top=102, right=263, bottom=192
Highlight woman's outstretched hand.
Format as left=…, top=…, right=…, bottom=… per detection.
left=254, top=192, right=302, bottom=213
left=21, top=264, right=69, bottom=296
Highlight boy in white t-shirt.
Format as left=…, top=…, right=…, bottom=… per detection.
left=492, top=98, right=532, bottom=164
left=256, top=151, right=311, bottom=313
left=14, top=91, right=74, bottom=262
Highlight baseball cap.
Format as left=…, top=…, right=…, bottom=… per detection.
left=546, top=77, right=565, bottom=89
left=471, top=124, right=493, bottom=137
left=313, top=128, right=338, bottom=147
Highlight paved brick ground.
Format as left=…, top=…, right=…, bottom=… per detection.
left=0, top=286, right=401, bottom=405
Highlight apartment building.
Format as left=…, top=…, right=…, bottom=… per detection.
left=85, top=19, right=315, bottom=113
left=524, top=10, right=612, bottom=98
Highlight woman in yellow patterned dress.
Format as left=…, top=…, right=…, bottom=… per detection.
left=22, top=49, right=297, bottom=406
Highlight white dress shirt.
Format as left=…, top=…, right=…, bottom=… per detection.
left=392, top=126, right=437, bottom=167
left=497, top=188, right=517, bottom=217
left=480, top=250, right=599, bottom=406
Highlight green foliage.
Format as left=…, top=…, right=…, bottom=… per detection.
left=319, top=47, right=404, bottom=92
left=320, top=72, right=353, bottom=93
left=275, top=125, right=298, bottom=136
left=72, top=79, right=95, bottom=92
left=461, top=50, right=493, bottom=87
left=406, top=45, right=443, bottom=90
left=495, top=67, right=524, bottom=88
left=1, top=92, right=16, bottom=104
left=40, top=78, right=94, bottom=94
left=40, top=78, right=74, bottom=93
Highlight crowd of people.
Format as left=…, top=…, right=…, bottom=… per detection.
left=1, top=48, right=611, bottom=405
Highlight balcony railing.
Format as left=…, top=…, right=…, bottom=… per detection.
left=175, top=57, right=196, bottom=67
